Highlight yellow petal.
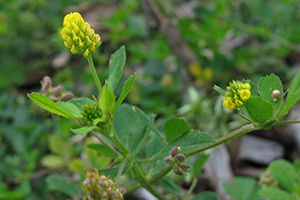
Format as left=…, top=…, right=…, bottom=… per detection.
left=238, top=89, right=251, bottom=101
left=223, top=97, right=236, bottom=110
left=83, top=49, right=90, bottom=57
left=243, top=83, right=251, bottom=90
left=235, top=99, right=244, bottom=107
left=63, top=12, right=83, bottom=26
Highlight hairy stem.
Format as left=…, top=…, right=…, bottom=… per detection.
left=87, top=55, right=102, bottom=92
left=104, top=126, right=167, bottom=199
left=275, top=120, right=300, bottom=126
left=130, top=164, right=169, bottom=200
left=92, top=132, right=119, bottom=155
left=186, top=124, right=256, bottom=157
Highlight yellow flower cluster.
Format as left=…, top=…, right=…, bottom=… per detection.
left=223, top=81, right=251, bottom=110
left=61, top=12, right=101, bottom=57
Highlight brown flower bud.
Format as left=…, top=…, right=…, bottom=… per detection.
left=174, top=169, right=185, bottom=176
left=171, top=146, right=181, bottom=157
left=48, top=95, right=58, bottom=102
left=41, top=76, right=52, bottom=93
left=84, top=168, right=89, bottom=175
left=98, top=181, right=106, bottom=187
left=164, top=156, right=173, bottom=164
left=109, top=191, right=118, bottom=198
left=91, top=168, right=98, bottom=174
left=83, top=179, right=90, bottom=187
left=120, top=187, right=126, bottom=194
left=52, top=85, right=64, bottom=95
left=61, top=91, right=74, bottom=101
left=178, top=163, right=190, bottom=171
left=175, top=154, right=186, bottom=162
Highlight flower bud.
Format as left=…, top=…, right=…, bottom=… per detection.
left=83, top=168, right=125, bottom=200
left=84, top=168, right=90, bottom=175
left=61, top=91, right=74, bottom=101
left=48, top=95, right=58, bottom=102
left=272, top=90, right=281, bottom=101
left=81, top=103, right=102, bottom=124
left=83, top=179, right=90, bottom=187
left=175, top=154, right=186, bottom=162
left=164, top=156, right=173, bottom=164
left=52, top=85, right=64, bottom=96
left=178, top=163, right=190, bottom=171
left=171, top=146, right=181, bottom=157
left=120, top=187, right=126, bottom=194
left=174, top=169, right=185, bottom=176
left=109, top=191, right=118, bottom=198
left=41, top=76, right=52, bottom=93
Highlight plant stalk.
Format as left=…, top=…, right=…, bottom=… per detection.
left=186, top=124, right=256, bottom=157
left=104, top=126, right=167, bottom=199
left=130, top=163, right=169, bottom=200
left=184, top=177, right=198, bottom=200
left=87, top=55, right=102, bottom=92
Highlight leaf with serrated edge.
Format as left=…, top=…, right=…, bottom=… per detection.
left=112, top=73, right=136, bottom=115
left=245, top=97, right=274, bottom=123
left=193, top=153, right=210, bottom=177
left=87, top=144, right=118, bottom=158
left=67, top=98, right=95, bottom=109
left=133, top=106, right=165, bottom=141
left=46, top=174, right=78, bottom=196
left=28, top=92, right=77, bottom=119
left=269, top=159, right=297, bottom=192
left=99, top=83, right=115, bottom=115
left=107, top=46, right=126, bottom=91
left=191, top=191, right=219, bottom=200
left=259, top=187, right=296, bottom=200
left=278, top=93, right=300, bottom=119
left=258, top=74, right=283, bottom=114
left=287, top=69, right=300, bottom=101
left=56, top=101, right=82, bottom=118
left=164, top=117, right=190, bottom=142
left=153, top=130, right=214, bottom=159
left=71, top=126, right=98, bottom=135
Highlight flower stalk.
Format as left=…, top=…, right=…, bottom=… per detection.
left=87, top=55, right=102, bottom=92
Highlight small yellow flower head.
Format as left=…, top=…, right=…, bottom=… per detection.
left=223, top=81, right=251, bottom=110
left=61, top=12, right=101, bottom=57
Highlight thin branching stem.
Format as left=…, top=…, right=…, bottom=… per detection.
left=186, top=124, right=256, bottom=157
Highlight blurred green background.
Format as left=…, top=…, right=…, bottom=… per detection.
left=1, top=0, right=300, bottom=199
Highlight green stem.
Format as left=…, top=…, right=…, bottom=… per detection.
left=275, top=120, right=300, bottom=126
left=184, top=177, right=198, bottom=200
left=130, top=164, right=169, bottom=200
left=108, top=129, right=129, bottom=156
left=87, top=55, right=102, bottom=92
left=186, top=124, right=256, bottom=157
left=126, top=125, right=255, bottom=195
left=125, top=166, right=172, bottom=195
left=92, top=132, right=119, bottom=156
left=105, top=127, right=167, bottom=199
left=238, top=109, right=253, bottom=123
left=116, top=159, right=127, bottom=182
left=135, top=158, right=155, bottom=163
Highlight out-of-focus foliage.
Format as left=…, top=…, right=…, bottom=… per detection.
left=1, top=0, right=300, bottom=198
